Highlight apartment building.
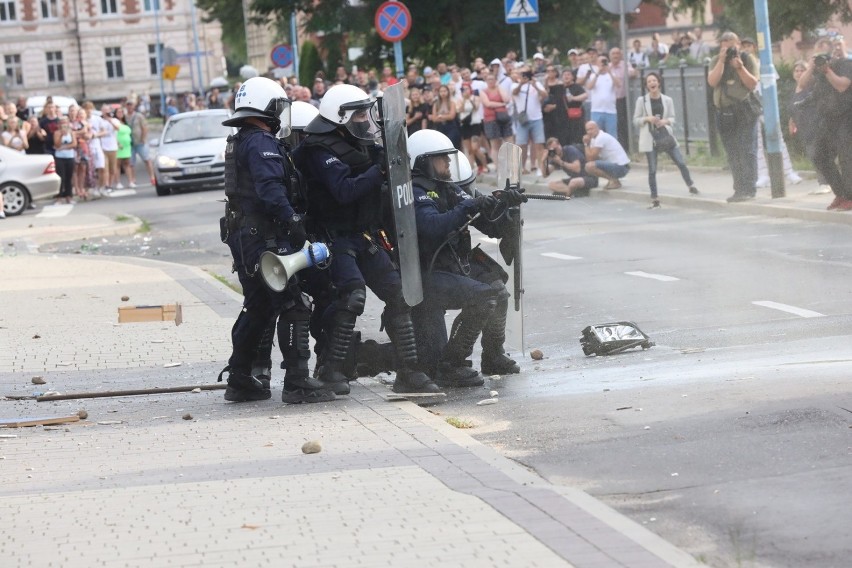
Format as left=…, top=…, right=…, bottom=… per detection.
left=1, top=0, right=225, bottom=104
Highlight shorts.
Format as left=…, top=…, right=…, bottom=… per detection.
left=514, top=118, right=545, bottom=145
left=483, top=120, right=513, bottom=141
left=461, top=122, right=482, bottom=140
left=130, top=143, right=150, bottom=166
left=594, top=160, right=630, bottom=179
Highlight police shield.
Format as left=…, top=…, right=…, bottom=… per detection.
left=496, top=142, right=524, bottom=353
left=379, top=82, right=423, bottom=307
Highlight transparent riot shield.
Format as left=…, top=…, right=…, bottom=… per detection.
left=495, top=143, right=524, bottom=353
left=379, top=82, right=423, bottom=307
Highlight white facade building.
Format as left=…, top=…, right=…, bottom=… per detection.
left=0, top=0, right=225, bottom=105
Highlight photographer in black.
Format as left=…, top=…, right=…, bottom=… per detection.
left=796, top=46, right=852, bottom=210
left=707, top=31, right=760, bottom=203
left=539, top=136, right=598, bottom=197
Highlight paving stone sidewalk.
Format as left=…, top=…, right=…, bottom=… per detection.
left=0, top=253, right=699, bottom=568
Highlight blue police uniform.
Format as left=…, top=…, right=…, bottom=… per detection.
left=221, top=125, right=332, bottom=403
left=293, top=130, right=440, bottom=394
left=412, top=174, right=520, bottom=381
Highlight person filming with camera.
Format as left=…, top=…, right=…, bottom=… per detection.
left=707, top=31, right=760, bottom=203
left=539, top=137, right=598, bottom=198
left=511, top=67, right=548, bottom=175
left=796, top=41, right=852, bottom=210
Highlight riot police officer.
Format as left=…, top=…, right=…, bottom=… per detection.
left=409, top=129, right=524, bottom=384
left=219, top=77, right=334, bottom=404
left=293, top=84, right=441, bottom=395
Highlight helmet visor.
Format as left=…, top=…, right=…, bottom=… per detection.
left=275, top=100, right=292, bottom=138
left=421, top=149, right=460, bottom=182
left=342, top=100, right=379, bottom=141
left=449, top=152, right=475, bottom=189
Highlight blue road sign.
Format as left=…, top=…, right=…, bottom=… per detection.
left=270, top=44, right=293, bottom=68
left=505, top=0, right=539, bottom=24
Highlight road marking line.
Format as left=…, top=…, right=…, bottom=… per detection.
left=752, top=301, right=825, bottom=318
left=36, top=204, right=74, bottom=218
left=541, top=252, right=582, bottom=260
left=478, top=237, right=500, bottom=244
left=624, top=271, right=680, bottom=282
left=107, top=189, right=137, bottom=198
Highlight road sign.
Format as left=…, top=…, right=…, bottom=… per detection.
left=505, top=0, right=539, bottom=24
left=162, top=65, right=180, bottom=81
left=270, top=44, right=293, bottom=68
left=596, top=0, right=641, bottom=15
left=375, top=1, right=411, bottom=43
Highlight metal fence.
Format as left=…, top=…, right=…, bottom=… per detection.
left=627, top=63, right=718, bottom=156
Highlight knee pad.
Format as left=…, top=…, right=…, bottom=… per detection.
left=336, top=287, right=367, bottom=316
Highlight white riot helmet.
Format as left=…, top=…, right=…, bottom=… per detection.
left=223, top=77, right=291, bottom=136
left=408, top=129, right=460, bottom=182
left=290, top=101, right=320, bottom=131
left=305, top=83, right=377, bottom=140
left=450, top=153, right=477, bottom=191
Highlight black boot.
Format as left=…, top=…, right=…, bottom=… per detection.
left=218, top=367, right=271, bottom=402
left=480, top=296, right=520, bottom=376
left=386, top=311, right=441, bottom=394
left=354, top=338, right=396, bottom=377
left=316, top=296, right=363, bottom=395
left=280, top=320, right=335, bottom=403
left=435, top=362, right=484, bottom=388
left=436, top=302, right=493, bottom=388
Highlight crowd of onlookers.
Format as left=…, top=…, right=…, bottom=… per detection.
left=4, top=27, right=848, bottom=216
left=1, top=94, right=157, bottom=210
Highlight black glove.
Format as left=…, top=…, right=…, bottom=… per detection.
left=370, top=146, right=387, bottom=174
left=467, top=194, right=498, bottom=214
left=504, top=188, right=528, bottom=206
left=287, top=214, right=308, bottom=249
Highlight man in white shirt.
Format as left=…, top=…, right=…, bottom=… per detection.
left=583, top=121, right=631, bottom=189
left=585, top=55, right=620, bottom=137
left=511, top=68, right=548, bottom=173
left=628, top=39, right=649, bottom=69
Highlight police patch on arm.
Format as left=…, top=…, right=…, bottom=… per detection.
left=323, top=156, right=341, bottom=167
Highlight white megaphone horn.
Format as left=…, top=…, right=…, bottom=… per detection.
left=259, top=242, right=331, bottom=292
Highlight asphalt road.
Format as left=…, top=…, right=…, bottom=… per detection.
left=46, top=186, right=852, bottom=568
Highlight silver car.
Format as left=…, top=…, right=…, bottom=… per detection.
left=0, top=146, right=61, bottom=216
left=153, top=109, right=234, bottom=197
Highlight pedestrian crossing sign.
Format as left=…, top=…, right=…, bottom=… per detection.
left=505, top=0, right=539, bottom=24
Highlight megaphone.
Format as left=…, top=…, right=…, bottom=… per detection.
left=260, top=242, right=331, bottom=292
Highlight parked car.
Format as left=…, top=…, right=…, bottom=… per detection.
left=0, top=146, right=60, bottom=216
left=152, top=109, right=234, bottom=197
left=25, top=95, right=79, bottom=117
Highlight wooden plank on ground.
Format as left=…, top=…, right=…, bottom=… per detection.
left=0, top=415, right=81, bottom=428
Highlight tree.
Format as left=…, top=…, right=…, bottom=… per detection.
left=247, top=0, right=615, bottom=72
left=666, top=0, right=852, bottom=40
left=195, top=0, right=248, bottom=63
left=299, top=40, right=323, bottom=87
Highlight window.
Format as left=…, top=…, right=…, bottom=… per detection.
left=143, top=0, right=160, bottom=12
left=0, top=0, right=17, bottom=22
left=100, top=0, right=117, bottom=15
left=148, top=43, right=163, bottom=76
left=40, top=0, right=57, bottom=18
left=105, top=47, right=123, bottom=79
left=46, top=51, right=64, bottom=83
left=4, top=54, right=22, bottom=86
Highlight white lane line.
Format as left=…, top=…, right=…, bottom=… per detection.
left=625, top=271, right=680, bottom=282
left=542, top=252, right=583, bottom=260
left=107, top=189, right=138, bottom=198
left=752, top=301, right=825, bottom=318
left=36, top=204, right=74, bottom=218
left=478, top=237, right=500, bottom=244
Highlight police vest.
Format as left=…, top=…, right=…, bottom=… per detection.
left=302, top=133, right=382, bottom=233
left=413, top=175, right=473, bottom=273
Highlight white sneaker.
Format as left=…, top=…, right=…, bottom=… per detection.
left=129, top=182, right=137, bottom=188
left=91, top=188, right=102, bottom=198
left=810, top=184, right=832, bottom=195
left=0, top=210, right=6, bottom=219
left=786, top=173, right=803, bottom=185
left=116, top=183, right=124, bottom=189
left=755, top=177, right=770, bottom=188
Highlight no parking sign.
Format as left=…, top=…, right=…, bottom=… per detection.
left=375, top=1, right=411, bottom=43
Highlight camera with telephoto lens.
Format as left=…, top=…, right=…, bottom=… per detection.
left=548, top=148, right=557, bottom=158
left=522, top=70, right=534, bottom=80
left=813, top=53, right=832, bottom=69
left=725, top=46, right=740, bottom=63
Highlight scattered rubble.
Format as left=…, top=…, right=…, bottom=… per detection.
left=301, top=440, right=322, bottom=454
